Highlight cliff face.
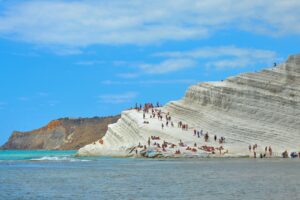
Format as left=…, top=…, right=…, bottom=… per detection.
left=1, top=116, right=120, bottom=150
left=166, top=54, right=300, bottom=149
left=78, top=54, right=300, bottom=157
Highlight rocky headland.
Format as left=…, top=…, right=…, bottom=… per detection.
left=78, top=54, right=300, bottom=158
left=1, top=116, right=120, bottom=150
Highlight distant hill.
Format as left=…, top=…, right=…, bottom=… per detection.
left=1, top=116, right=120, bottom=150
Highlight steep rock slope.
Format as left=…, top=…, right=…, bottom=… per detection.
left=78, top=55, right=300, bottom=157
left=1, top=116, right=120, bottom=150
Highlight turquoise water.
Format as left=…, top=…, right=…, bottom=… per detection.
left=0, top=150, right=78, bottom=161
left=1, top=150, right=300, bottom=200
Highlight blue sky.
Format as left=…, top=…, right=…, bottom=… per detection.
left=0, top=0, right=300, bottom=145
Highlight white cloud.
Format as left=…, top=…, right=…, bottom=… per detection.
left=205, top=59, right=254, bottom=70
left=38, top=92, right=49, bottom=97
left=101, top=79, right=195, bottom=85
left=0, top=0, right=299, bottom=47
left=98, top=92, right=137, bottom=104
left=155, top=46, right=278, bottom=69
left=116, top=73, right=139, bottom=79
left=18, top=97, right=30, bottom=101
left=75, top=60, right=104, bottom=66
left=48, top=100, right=60, bottom=107
left=155, top=46, right=277, bottom=59
left=139, top=59, right=196, bottom=74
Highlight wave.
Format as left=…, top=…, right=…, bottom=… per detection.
left=30, top=156, right=90, bottom=162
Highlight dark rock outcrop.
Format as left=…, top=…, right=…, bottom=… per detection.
left=1, top=116, right=120, bottom=150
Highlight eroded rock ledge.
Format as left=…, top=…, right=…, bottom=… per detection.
left=78, top=54, right=300, bottom=157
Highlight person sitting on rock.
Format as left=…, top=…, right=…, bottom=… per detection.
left=175, top=150, right=181, bottom=154
left=282, top=150, right=288, bottom=158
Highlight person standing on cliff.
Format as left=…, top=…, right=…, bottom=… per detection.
left=268, top=146, right=272, bottom=156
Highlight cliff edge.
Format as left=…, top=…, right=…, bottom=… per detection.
left=78, top=54, right=300, bottom=157
left=1, top=116, right=120, bottom=150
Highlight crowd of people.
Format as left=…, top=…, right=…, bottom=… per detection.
left=248, top=144, right=300, bottom=158
left=93, top=102, right=299, bottom=159
left=249, top=144, right=273, bottom=158
left=131, top=102, right=229, bottom=156
left=132, top=102, right=296, bottom=159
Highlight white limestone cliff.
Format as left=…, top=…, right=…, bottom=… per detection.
left=78, top=54, right=300, bottom=157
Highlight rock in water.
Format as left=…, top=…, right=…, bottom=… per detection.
left=78, top=54, right=300, bottom=157
left=139, top=149, right=162, bottom=158
left=1, top=116, right=120, bottom=150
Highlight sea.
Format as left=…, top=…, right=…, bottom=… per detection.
left=0, top=150, right=300, bottom=200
